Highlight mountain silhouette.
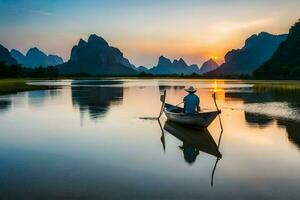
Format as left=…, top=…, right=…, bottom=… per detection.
left=199, top=58, right=219, bottom=74
left=206, top=32, right=287, bottom=76
left=47, top=54, right=64, bottom=66
left=10, top=49, right=25, bottom=64
left=136, top=66, right=148, bottom=72
left=10, top=48, right=63, bottom=68
left=0, top=44, right=17, bottom=65
left=148, top=56, right=200, bottom=75
left=254, top=20, right=300, bottom=79
left=58, top=34, right=137, bottom=75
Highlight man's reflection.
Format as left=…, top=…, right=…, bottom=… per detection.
left=179, top=143, right=199, bottom=164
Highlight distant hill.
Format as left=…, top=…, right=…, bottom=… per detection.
left=206, top=32, right=287, bottom=76
left=57, top=34, right=137, bottom=75
left=10, top=49, right=25, bottom=64
left=199, top=58, right=219, bottom=74
left=254, top=20, right=300, bottom=79
left=136, top=66, right=148, bottom=72
left=0, top=44, right=17, bottom=65
left=148, top=56, right=200, bottom=75
left=10, top=48, right=63, bottom=68
left=47, top=54, right=64, bottom=66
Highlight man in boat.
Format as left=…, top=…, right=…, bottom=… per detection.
left=183, top=86, right=200, bottom=113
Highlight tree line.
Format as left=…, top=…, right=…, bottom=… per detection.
left=0, top=61, right=59, bottom=78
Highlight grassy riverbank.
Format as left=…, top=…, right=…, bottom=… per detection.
left=0, top=79, right=49, bottom=95
left=252, top=81, right=300, bottom=91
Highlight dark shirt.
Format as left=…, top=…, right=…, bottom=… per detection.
left=183, top=93, right=200, bottom=113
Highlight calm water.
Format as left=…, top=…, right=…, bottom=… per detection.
left=0, top=79, right=300, bottom=199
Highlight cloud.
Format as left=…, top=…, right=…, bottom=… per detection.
left=212, top=18, right=274, bottom=33
left=27, top=9, right=54, bottom=17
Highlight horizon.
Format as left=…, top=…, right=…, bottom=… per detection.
left=0, top=0, right=299, bottom=67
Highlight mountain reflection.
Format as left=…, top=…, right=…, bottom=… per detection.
left=277, top=119, right=300, bottom=149
left=225, top=91, right=273, bottom=103
left=27, top=89, right=62, bottom=107
left=159, top=85, right=185, bottom=92
left=225, top=91, right=300, bottom=125
left=244, top=112, right=274, bottom=127
left=0, top=99, right=12, bottom=113
left=226, top=91, right=300, bottom=149
left=71, top=86, right=123, bottom=119
left=226, top=91, right=275, bottom=127
left=226, top=90, right=300, bottom=106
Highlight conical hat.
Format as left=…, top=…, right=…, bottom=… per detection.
left=184, top=86, right=197, bottom=93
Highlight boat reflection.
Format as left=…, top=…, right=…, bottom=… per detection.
left=164, top=121, right=222, bottom=159
left=225, top=91, right=300, bottom=150
left=159, top=120, right=223, bottom=187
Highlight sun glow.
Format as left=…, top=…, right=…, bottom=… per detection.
left=213, top=80, right=218, bottom=93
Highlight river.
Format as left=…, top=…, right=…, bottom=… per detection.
left=0, top=79, right=299, bottom=199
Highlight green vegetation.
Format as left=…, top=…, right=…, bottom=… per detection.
left=254, top=20, right=300, bottom=80
left=0, top=61, right=59, bottom=95
left=252, top=81, right=300, bottom=91
left=0, top=79, right=49, bottom=95
left=0, top=61, right=59, bottom=78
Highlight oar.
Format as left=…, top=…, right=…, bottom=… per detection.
left=157, top=90, right=166, bottom=119
left=157, top=119, right=166, bottom=152
left=210, top=92, right=224, bottom=187
left=212, top=93, right=220, bottom=113
left=212, top=92, right=223, bottom=131
left=211, top=157, right=220, bottom=187
left=210, top=127, right=224, bottom=187
left=175, top=101, right=184, bottom=107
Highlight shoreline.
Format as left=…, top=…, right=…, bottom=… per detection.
left=0, top=79, right=51, bottom=96
left=1, top=78, right=300, bottom=96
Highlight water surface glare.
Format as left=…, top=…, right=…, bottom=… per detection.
left=0, top=79, right=300, bottom=199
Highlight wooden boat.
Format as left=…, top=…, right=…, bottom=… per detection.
left=164, top=103, right=220, bottom=128
left=164, top=121, right=222, bottom=158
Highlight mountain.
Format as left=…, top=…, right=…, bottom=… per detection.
left=24, top=47, right=48, bottom=67
left=206, top=32, right=287, bottom=76
left=254, top=20, right=300, bottom=79
left=199, top=58, right=219, bottom=74
left=0, top=44, right=17, bottom=65
left=47, top=55, right=64, bottom=66
left=10, top=48, right=63, bottom=68
left=148, top=56, right=200, bottom=75
left=136, top=66, right=148, bottom=72
left=58, top=34, right=137, bottom=75
left=10, top=49, right=25, bottom=64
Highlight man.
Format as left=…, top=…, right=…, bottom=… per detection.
left=183, top=86, right=200, bottom=113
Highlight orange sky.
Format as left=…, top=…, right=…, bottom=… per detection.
left=0, top=0, right=299, bottom=67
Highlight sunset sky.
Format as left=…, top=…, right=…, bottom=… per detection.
left=0, top=0, right=299, bottom=67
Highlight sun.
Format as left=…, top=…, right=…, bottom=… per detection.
left=212, top=56, right=219, bottom=60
